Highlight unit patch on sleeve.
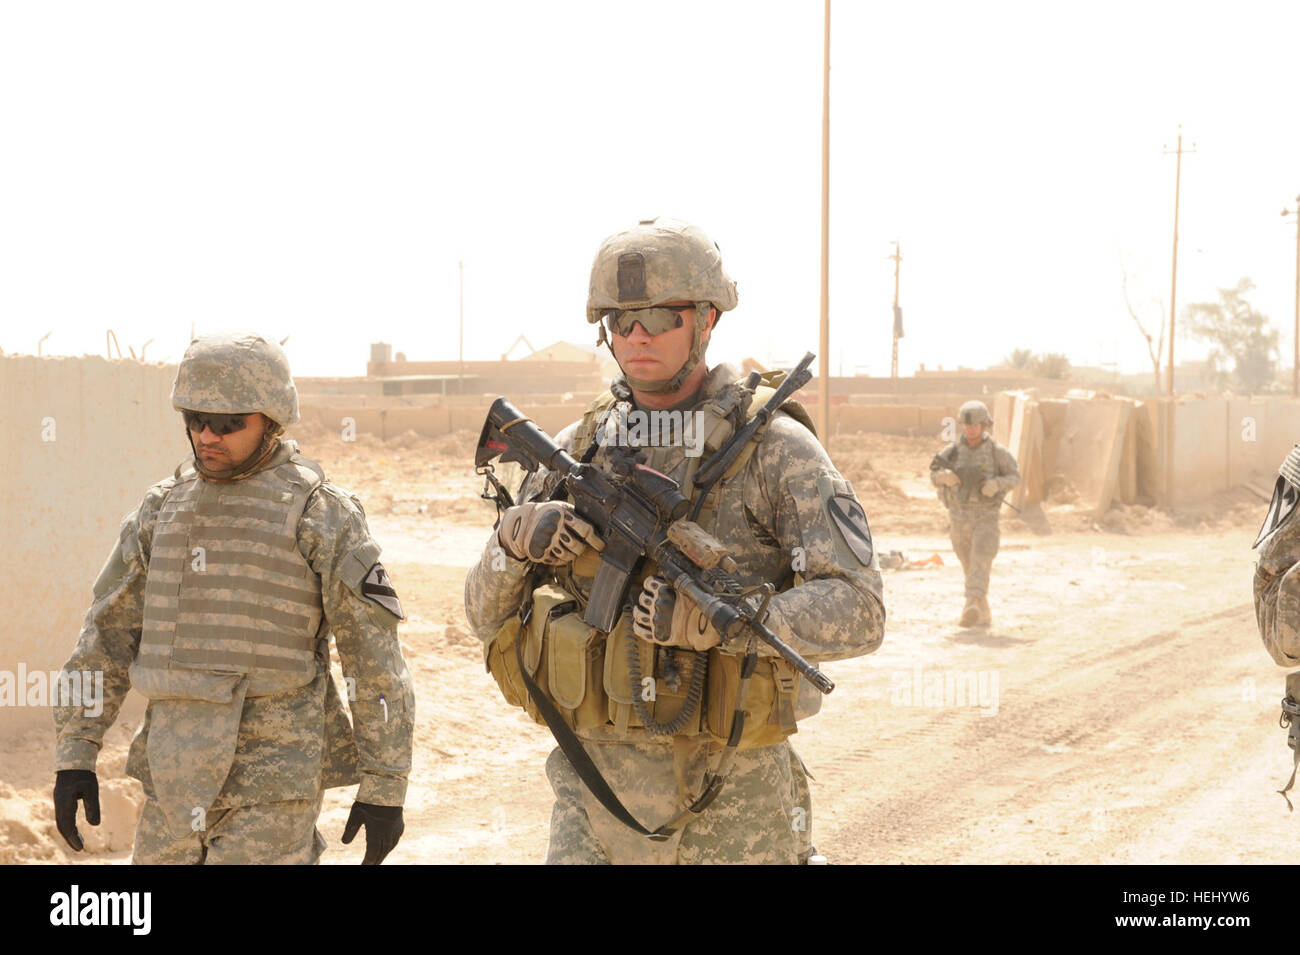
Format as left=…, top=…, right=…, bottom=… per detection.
left=1255, top=475, right=1300, bottom=549
left=361, top=562, right=405, bottom=619
left=827, top=494, right=874, bottom=567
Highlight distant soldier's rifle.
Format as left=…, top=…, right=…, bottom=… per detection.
left=930, top=450, right=1021, bottom=514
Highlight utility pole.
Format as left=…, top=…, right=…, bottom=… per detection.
left=889, top=241, right=902, bottom=382
left=817, top=0, right=831, bottom=441
left=458, top=260, right=465, bottom=396
left=1283, top=194, right=1300, bottom=397
left=1163, top=127, right=1195, bottom=396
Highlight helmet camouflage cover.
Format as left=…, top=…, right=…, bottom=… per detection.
left=171, top=332, right=300, bottom=428
left=586, top=218, right=738, bottom=393
left=958, top=399, right=992, bottom=427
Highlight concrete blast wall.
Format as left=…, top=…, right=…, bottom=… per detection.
left=1, top=356, right=185, bottom=735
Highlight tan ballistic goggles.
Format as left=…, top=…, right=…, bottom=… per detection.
left=602, top=305, right=694, bottom=338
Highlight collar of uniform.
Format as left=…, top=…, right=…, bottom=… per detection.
left=624, top=362, right=742, bottom=415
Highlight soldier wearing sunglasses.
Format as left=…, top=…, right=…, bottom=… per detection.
left=465, top=218, right=886, bottom=864
left=52, top=332, right=414, bottom=864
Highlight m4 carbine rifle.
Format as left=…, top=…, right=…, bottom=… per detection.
left=930, top=449, right=1021, bottom=513
left=475, top=353, right=833, bottom=695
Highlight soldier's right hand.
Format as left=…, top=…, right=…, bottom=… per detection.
left=53, top=769, right=100, bottom=851
left=934, top=471, right=960, bottom=487
left=498, top=500, right=605, bottom=565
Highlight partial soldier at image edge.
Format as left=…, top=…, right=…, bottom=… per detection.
left=1251, top=444, right=1300, bottom=808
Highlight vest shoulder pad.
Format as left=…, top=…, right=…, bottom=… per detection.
left=746, top=384, right=816, bottom=437
left=283, top=451, right=327, bottom=490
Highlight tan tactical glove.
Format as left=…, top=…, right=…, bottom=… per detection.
left=497, top=501, right=604, bottom=565
left=981, top=478, right=1000, bottom=497
left=934, top=471, right=960, bottom=487
left=631, top=575, right=720, bottom=651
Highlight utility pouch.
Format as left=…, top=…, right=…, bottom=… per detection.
left=487, top=583, right=609, bottom=730
left=704, top=650, right=799, bottom=750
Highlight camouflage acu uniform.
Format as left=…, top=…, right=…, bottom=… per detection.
left=931, top=436, right=1019, bottom=601
left=465, top=364, right=886, bottom=864
left=53, top=439, right=414, bottom=864
left=1254, top=518, right=1300, bottom=668
left=1254, top=448, right=1300, bottom=666
left=1251, top=450, right=1300, bottom=805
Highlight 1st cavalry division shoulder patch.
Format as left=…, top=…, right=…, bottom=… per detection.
left=828, top=494, right=874, bottom=567
left=361, top=562, right=404, bottom=619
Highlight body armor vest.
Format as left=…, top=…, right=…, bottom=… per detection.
left=487, top=370, right=818, bottom=749
left=131, top=449, right=327, bottom=700
left=942, top=437, right=1002, bottom=510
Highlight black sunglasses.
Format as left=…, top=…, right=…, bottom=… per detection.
left=182, top=410, right=250, bottom=436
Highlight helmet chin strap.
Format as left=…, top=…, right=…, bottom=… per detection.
left=612, top=301, right=711, bottom=395
left=188, top=422, right=284, bottom=482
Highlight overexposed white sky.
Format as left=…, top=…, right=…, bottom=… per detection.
left=3, top=0, right=1300, bottom=379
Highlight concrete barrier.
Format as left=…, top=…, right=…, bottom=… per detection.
left=1168, top=399, right=1231, bottom=506
left=1, top=356, right=182, bottom=735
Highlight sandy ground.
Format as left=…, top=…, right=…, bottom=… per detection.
left=3, top=428, right=1289, bottom=865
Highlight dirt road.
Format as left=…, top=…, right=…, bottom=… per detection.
left=356, top=522, right=1287, bottom=865
left=6, top=432, right=1289, bottom=864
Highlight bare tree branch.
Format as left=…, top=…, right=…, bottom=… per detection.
left=1121, top=266, right=1165, bottom=393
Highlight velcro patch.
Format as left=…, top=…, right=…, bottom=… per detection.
left=617, top=252, right=646, bottom=302
left=361, top=562, right=404, bottom=619
left=828, top=495, right=874, bottom=567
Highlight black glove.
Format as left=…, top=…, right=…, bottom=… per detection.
left=53, top=769, right=100, bottom=852
left=341, top=802, right=404, bottom=865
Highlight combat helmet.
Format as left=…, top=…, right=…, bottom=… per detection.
left=958, top=400, right=992, bottom=428
left=586, top=217, right=738, bottom=393
left=172, top=332, right=300, bottom=429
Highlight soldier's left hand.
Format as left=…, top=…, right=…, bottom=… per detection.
left=341, top=801, right=404, bottom=865
left=981, top=478, right=999, bottom=497
left=632, top=576, right=720, bottom=651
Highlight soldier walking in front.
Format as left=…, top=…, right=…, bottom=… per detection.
left=464, top=218, right=886, bottom=864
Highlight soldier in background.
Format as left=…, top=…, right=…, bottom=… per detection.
left=464, top=218, right=886, bottom=864
left=52, top=332, right=414, bottom=864
left=930, top=399, right=1019, bottom=628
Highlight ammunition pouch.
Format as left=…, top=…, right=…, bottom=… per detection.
left=489, top=584, right=801, bottom=748
left=486, top=583, right=608, bottom=731
left=704, top=650, right=800, bottom=748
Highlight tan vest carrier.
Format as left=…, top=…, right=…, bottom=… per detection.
left=132, top=453, right=327, bottom=700
left=486, top=372, right=817, bottom=749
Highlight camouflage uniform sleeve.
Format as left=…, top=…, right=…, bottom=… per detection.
left=993, top=444, right=1020, bottom=494
left=749, top=415, right=887, bottom=663
left=299, top=484, right=415, bottom=806
left=1254, top=516, right=1300, bottom=667
left=463, top=423, right=577, bottom=649
left=53, top=483, right=169, bottom=771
